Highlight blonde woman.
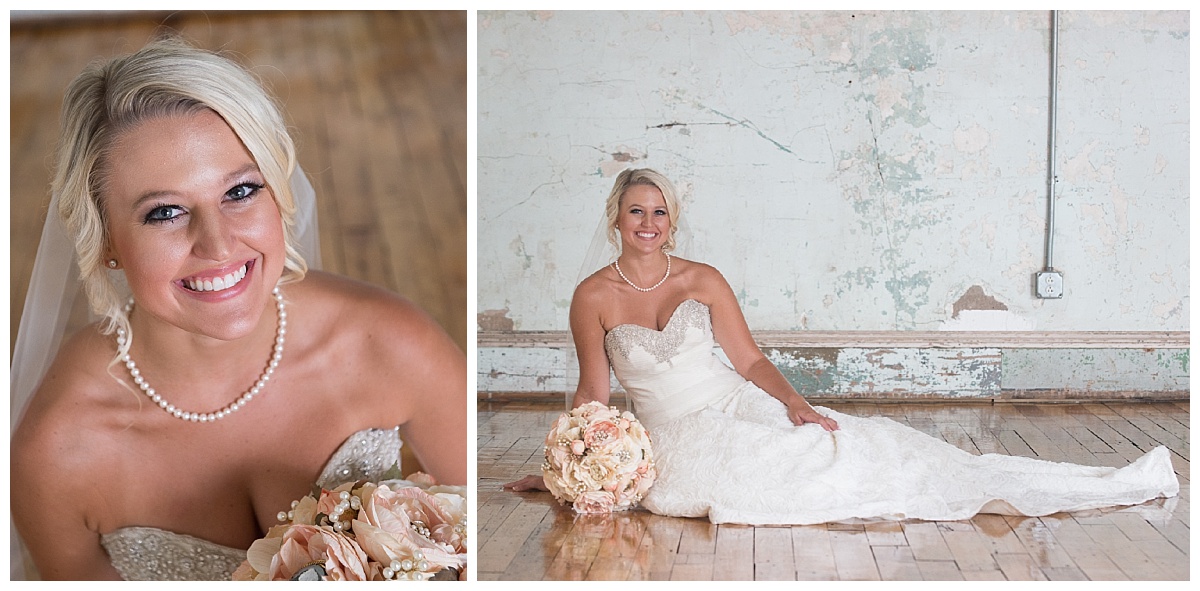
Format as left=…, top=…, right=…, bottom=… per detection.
left=10, top=38, right=466, bottom=580
left=506, top=168, right=1176, bottom=526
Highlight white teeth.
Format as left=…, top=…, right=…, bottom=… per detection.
left=186, top=263, right=248, bottom=293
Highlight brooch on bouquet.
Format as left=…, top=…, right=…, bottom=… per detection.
left=542, top=401, right=657, bottom=514
left=233, top=471, right=467, bottom=581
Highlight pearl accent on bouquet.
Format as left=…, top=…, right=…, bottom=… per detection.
left=383, top=552, right=432, bottom=581
left=117, top=287, right=286, bottom=422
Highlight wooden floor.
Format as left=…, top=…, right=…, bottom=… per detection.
left=9, top=10, right=468, bottom=353
left=478, top=398, right=1190, bottom=580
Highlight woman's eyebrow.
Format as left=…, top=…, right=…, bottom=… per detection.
left=129, top=163, right=262, bottom=211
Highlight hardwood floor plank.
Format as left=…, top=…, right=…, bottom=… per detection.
left=941, top=528, right=999, bottom=572
left=1083, top=522, right=1168, bottom=580
left=863, top=520, right=907, bottom=546
left=902, top=522, right=954, bottom=561
left=669, top=562, right=714, bottom=581
left=752, top=526, right=793, bottom=564
left=677, top=519, right=718, bottom=555
left=829, top=529, right=881, bottom=580
left=1003, top=515, right=1076, bottom=569
left=916, top=559, right=965, bottom=580
left=791, top=525, right=838, bottom=579
left=994, top=552, right=1047, bottom=580
left=872, top=545, right=922, bottom=580
left=479, top=500, right=553, bottom=574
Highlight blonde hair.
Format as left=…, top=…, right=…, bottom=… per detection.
left=52, top=36, right=307, bottom=349
left=604, top=168, right=682, bottom=253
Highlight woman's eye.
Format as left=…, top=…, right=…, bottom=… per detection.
left=629, top=208, right=643, bottom=214
left=226, top=182, right=263, bottom=201
left=144, top=204, right=184, bottom=224
left=654, top=209, right=668, bottom=216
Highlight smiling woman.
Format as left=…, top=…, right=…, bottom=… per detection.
left=9, top=31, right=467, bottom=581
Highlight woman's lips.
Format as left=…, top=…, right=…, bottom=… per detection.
left=182, top=261, right=251, bottom=293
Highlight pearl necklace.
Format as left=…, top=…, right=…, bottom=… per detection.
left=614, top=253, right=671, bottom=292
left=116, top=287, right=286, bottom=423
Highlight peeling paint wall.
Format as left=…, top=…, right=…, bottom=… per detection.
left=478, top=11, right=1188, bottom=333
left=477, top=345, right=1188, bottom=399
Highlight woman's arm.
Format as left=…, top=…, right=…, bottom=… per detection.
left=11, top=418, right=124, bottom=579
left=325, top=272, right=469, bottom=485
left=702, top=266, right=838, bottom=431
left=388, top=305, right=469, bottom=485
left=567, top=282, right=613, bottom=410
left=505, top=282, right=611, bottom=493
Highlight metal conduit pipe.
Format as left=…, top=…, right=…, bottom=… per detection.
left=1036, top=10, right=1064, bottom=299
left=1046, top=9, right=1059, bottom=270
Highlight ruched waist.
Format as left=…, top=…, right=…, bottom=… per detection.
left=619, top=354, right=747, bottom=431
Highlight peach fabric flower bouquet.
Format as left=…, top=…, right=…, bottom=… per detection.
left=232, top=473, right=466, bottom=581
left=541, top=401, right=656, bottom=514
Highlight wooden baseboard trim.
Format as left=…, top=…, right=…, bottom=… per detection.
left=477, top=330, right=1188, bottom=349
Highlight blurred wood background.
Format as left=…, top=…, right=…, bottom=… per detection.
left=9, top=10, right=468, bottom=354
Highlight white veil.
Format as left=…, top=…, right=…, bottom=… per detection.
left=8, top=166, right=321, bottom=580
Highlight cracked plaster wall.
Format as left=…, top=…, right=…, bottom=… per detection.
left=478, top=11, right=1189, bottom=333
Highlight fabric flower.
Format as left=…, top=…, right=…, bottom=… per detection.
left=405, top=472, right=439, bottom=488
left=241, top=524, right=373, bottom=581
left=573, top=491, right=616, bottom=514
left=355, top=484, right=465, bottom=572
left=583, top=420, right=621, bottom=450
left=286, top=495, right=319, bottom=526
left=315, top=482, right=355, bottom=521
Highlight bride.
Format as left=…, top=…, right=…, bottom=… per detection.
left=505, top=167, right=1178, bottom=525
left=10, top=38, right=467, bottom=580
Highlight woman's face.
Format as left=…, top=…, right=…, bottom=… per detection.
left=101, top=109, right=286, bottom=341
left=616, top=184, right=670, bottom=255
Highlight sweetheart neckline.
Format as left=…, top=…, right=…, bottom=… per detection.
left=606, top=298, right=706, bottom=334
left=100, top=426, right=400, bottom=553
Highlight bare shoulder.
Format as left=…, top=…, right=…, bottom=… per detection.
left=12, top=325, right=123, bottom=498
left=283, top=271, right=463, bottom=406
left=571, top=267, right=620, bottom=322
left=667, top=257, right=731, bottom=298
left=288, top=270, right=458, bottom=352
left=573, top=266, right=613, bottom=301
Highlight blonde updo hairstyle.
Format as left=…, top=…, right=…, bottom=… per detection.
left=52, top=36, right=307, bottom=356
left=603, top=168, right=682, bottom=253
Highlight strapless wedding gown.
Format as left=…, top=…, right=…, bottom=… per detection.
left=99, top=427, right=402, bottom=581
left=604, top=299, right=1179, bottom=525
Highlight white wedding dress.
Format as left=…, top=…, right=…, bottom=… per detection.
left=604, top=299, right=1180, bottom=525
left=99, top=427, right=402, bottom=580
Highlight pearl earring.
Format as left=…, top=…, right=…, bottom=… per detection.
left=107, top=259, right=118, bottom=268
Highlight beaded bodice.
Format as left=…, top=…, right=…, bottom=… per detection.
left=100, top=427, right=401, bottom=581
left=604, top=299, right=710, bottom=364
left=604, top=299, right=747, bottom=431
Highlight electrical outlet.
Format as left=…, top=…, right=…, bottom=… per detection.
left=1036, top=271, right=1064, bottom=299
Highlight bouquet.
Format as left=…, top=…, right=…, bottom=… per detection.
left=232, top=473, right=466, bottom=581
left=541, top=401, right=656, bottom=514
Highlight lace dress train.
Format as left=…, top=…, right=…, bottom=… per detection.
left=604, top=299, right=1179, bottom=525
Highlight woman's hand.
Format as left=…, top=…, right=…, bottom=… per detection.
left=786, top=397, right=839, bottom=431
left=503, top=475, right=549, bottom=492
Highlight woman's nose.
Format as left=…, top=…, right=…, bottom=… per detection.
left=191, top=212, right=234, bottom=261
